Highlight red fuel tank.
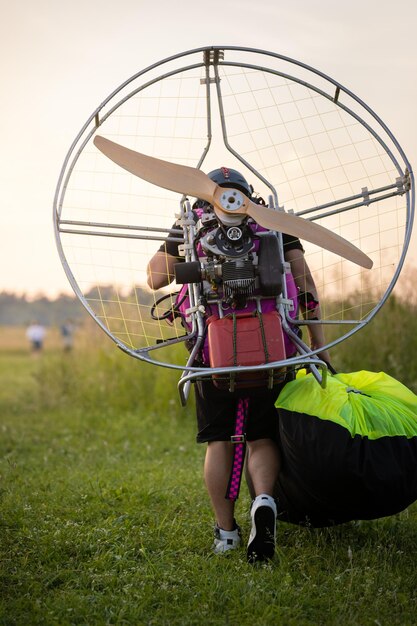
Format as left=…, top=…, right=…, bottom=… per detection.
left=207, top=310, right=287, bottom=389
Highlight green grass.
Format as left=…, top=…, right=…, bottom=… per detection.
left=1, top=328, right=417, bottom=625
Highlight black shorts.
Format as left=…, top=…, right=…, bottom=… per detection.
left=194, top=378, right=286, bottom=443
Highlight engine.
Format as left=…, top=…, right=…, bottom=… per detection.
left=174, top=206, right=283, bottom=306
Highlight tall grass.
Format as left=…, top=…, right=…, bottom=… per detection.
left=1, top=289, right=417, bottom=625
left=32, top=345, right=187, bottom=416
left=329, top=293, right=417, bottom=392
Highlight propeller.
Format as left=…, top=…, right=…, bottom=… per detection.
left=93, top=135, right=373, bottom=269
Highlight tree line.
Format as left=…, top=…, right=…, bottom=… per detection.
left=0, top=286, right=155, bottom=327
left=0, top=291, right=86, bottom=326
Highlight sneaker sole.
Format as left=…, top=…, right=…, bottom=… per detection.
left=247, top=505, right=276, bottom=563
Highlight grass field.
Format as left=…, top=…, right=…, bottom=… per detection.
left=1, top=323, right=417, bottom=625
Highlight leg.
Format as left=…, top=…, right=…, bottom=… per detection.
left=246, top=438, right=280, bottom=496
left=194, top=382, right=245, bottom=551
left=246, top=438, right=280, bottom=563
left=204, top=440, right=235, bottom=530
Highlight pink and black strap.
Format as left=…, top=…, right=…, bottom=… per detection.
left=226, top=397, right=250, bottom=501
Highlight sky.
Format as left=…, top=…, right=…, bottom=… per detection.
left=1, top=0, right=416, bottom=298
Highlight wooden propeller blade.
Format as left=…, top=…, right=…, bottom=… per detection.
left=212, top=189, right=373, bottom=269
left=93, top=136, right=217, bottom=202
left=244, top=199, right=373, bottom=269
left=94, top=135, right=372, bottom=269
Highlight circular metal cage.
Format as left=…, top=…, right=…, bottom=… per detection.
left=54, top=46, right=414, bottom=391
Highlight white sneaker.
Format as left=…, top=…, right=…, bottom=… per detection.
left=247, top=494, right=277, bottom=563
left=212, top=523, right=242, bottom=554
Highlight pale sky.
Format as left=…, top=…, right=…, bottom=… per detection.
left=1, top=0, right=416, bottom=297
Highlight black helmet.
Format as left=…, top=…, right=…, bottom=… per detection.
left=207, top=167, right=252, bottom=198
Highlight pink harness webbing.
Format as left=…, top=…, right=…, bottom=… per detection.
left=226, top=397, right=250, bottom=501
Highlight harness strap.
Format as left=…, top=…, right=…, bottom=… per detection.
left=256, top=310, right=270, bottom=362
left=226, top=397, right=250, bottom=501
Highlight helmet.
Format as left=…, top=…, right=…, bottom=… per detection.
left=208, top=167, right=252, bottom=198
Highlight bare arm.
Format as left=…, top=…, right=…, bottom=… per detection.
left=146, top=251, right=178, bottom=290
left=285, top=248, right=331, bottom=364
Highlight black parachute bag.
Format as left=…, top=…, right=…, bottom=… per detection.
left=274, top=370, right=417, bottom=527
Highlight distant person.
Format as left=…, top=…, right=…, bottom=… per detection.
left=60, top=319, right=75, bottom=352
left=26, top=322, right=46, bottom=354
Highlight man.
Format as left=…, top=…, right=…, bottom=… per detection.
left=26, top=321, right=46, bottom=355
left=147, top=168, right=329, bottom=563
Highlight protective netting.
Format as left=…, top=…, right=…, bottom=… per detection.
left=216, top=66, right=407, bottom=325
left=58, top=66, right=210, bottom=350
left=55, top=48, right=412, bottom=359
